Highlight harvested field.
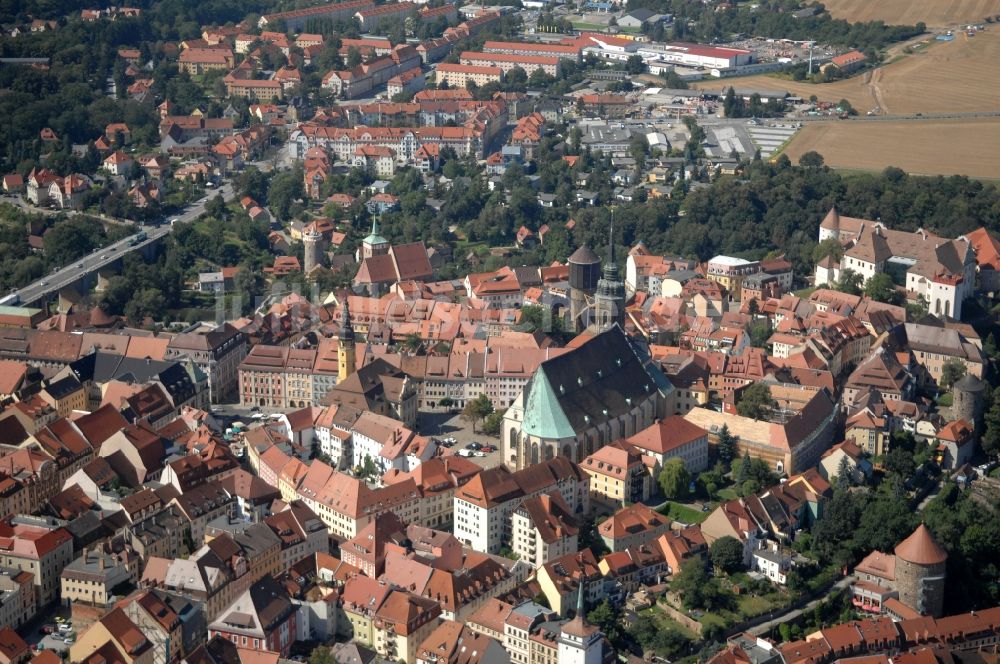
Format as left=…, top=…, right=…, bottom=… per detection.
left=694, top=29, right=1000, bottom=115
left=819, top=0, right=1000, bottom=28
left=781, top=119, right=1000, bottom=179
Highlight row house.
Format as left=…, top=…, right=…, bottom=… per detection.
left=178, top=47, right=234, bottom=74
left=350, top=410, right=435, bottom=474
left=238, top=340, right=342, bottom=409
left=258, top=0, right=376, bottom=30
left=293, top=460, right=421, bottom=539
left=323, top=44, right=421, bottom=99
left=381, top=456, right=482, bottom=529
left=459, top=51, right=561, bottom=77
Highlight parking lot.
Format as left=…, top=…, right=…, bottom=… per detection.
left=419, top=411, right=505, bottom=469
left=21, top=604, right=75, bottom=655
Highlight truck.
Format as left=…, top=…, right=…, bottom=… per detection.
left=129, top=230, right=148, bottom=246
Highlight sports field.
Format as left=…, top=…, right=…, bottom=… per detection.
left=782, top=119, right=1000, bottom=179
left=818, top=0, right=999, bottom=28
left=694, top=28, right=1000, bottom=115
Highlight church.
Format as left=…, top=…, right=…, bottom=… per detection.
left=502, top=324, right=672, bottom=470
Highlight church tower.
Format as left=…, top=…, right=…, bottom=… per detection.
left=592, top=218, right=625, bottom=332
left=559, top=581, right=603, bottom=664
left=337, top=298, right=356, bottom=383
left=568, top=244, right=601, bottom=333
left=361, top=213, right=389, bottom=260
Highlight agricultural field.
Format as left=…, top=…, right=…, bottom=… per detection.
left=818, top=0, right=999, bottom=27
left=695, top=28, right=1000, bottom=116
left=781, top=118, right=1000, bottom=179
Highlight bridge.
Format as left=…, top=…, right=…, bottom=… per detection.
left=3, top=182, right=234, bottom=309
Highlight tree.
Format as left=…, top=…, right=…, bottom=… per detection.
left=836, top=454, right=853, bottom=486
left=402, top=333, right=422, bottom=353
left=709, top=536, right=745, bottom=574
left=237, top=167, right=270, bottom=204
left=736, top=383, right=777, bottom=421
left=346, top=46, right=362, bottom=68
left=836, top=269, right=864, bottom=295
left=883, top=447, right=916, bottom=480
left=798, top=151, right=825, bottom=168
left=658, top=458, right=691, bottom=500
left=205, top=193, right=226, bottom=220
left=483, top=410, right=505, bottom=437
left=587, top=600, right=621, bottom=643
left=267, top=168, right=304, bottom=222
left=461, top=394, right=494, bottom=433
left=309, top=647, right=335, bottom=664
left=864, top=272, right=901, bottom=305
left=716, top=424, right=738, bottom=469
left=982, top=388, right=1000, bottom=458
left=625, top=54, right=645, bottom=74
left=939, top=358, right=967, bottom=390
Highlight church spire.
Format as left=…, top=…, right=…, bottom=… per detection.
left=607, top=212, right=615, bottom=267
left=338, top=297, right=355, bottom=341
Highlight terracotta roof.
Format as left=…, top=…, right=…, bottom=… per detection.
left=893, top=524, right=947, bottom=565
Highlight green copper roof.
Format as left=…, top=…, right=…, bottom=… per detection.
left=364, top=216, right=387, bottom=246
left=522, top=370, right=577, bottom=440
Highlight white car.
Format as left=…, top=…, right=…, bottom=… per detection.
left=456, top=449, right=474, bottom=457
left=473, top=451, right=487, bottom=457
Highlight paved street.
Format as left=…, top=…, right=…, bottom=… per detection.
left=6, top=182, right=233, bottom=307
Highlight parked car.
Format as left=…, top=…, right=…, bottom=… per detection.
left=58, top=624, right=73, bottom=634
left=466, top=442, right=482, bottom=451
left=64, top=637, right=75, bottom=644
left=456, top=449, right=474, bottom=457
left=481, top=445, right=496, bottom=453
left=473, top=451, right=487, bottom=457
left=42, top=625, right=57, bottom=634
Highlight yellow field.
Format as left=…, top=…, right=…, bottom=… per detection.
left=819, top=0, right=1000, bottom=28
left=694, top=28, right=1000, bottom=115
left=782, top=119, right=1000, bottom=179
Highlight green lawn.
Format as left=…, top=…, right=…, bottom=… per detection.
left=659, top=501, right=709, bottom=524
left=646, top=608, right=699, bottom=640
left=570, top=21, right=613, bottom=30
left=717, top=488, right=739, bottom=501
left=793, top=286, right=817, bottom=297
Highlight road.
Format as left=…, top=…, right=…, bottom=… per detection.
left=7, top=182, right=233, bottom=307
left=747, top=574, right=857, bottom=637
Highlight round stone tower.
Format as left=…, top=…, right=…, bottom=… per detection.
left=303, top=227, right=324, bottom=274
left=568, top=244, right=600, bottom=333
left=894, top=524, right=947, bottom=617
left=951, top=373, right=986, bottom=435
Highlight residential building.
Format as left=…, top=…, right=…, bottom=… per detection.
left=209, top=575, right=297, bottom=655
left=510, top=493, right=579, bottom=568
left=0, top=516, right=74, bottom=605
left=623, top=416, right=709, bottom=473
left=453, top=457, right=589, bottom=554
left=598, top=503, right=671, bottom=553
left=580, top=442, right=654, bottom=507
left=535, top=549, right=603, bottom=616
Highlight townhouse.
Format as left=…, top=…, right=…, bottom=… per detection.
left=510, top=493, right=579, bottom=568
